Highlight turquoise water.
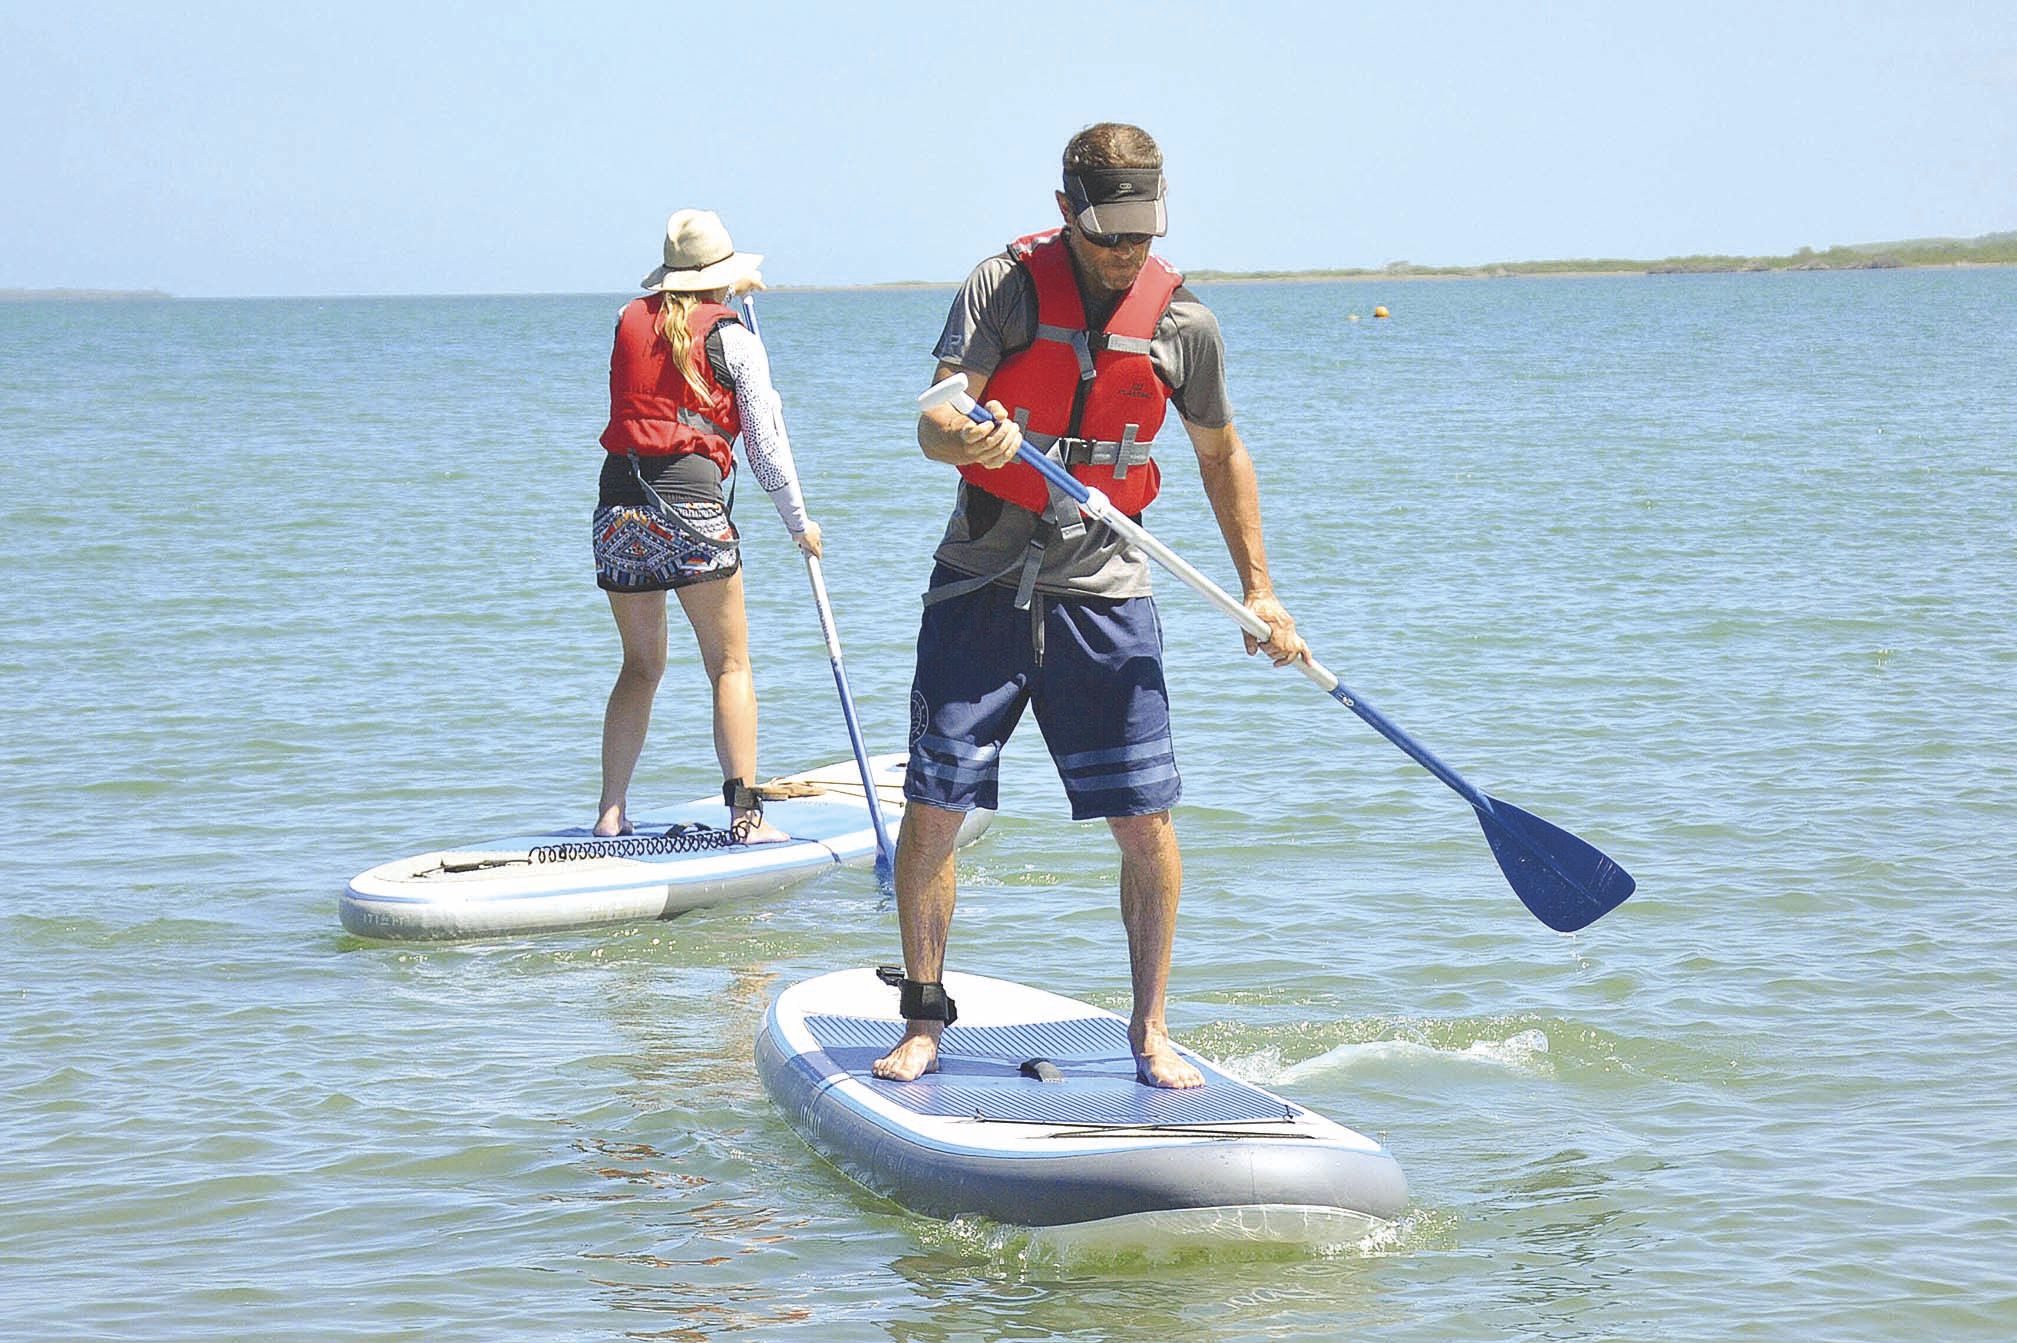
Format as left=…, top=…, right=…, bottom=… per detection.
left=3, top=268, right=2014, bottom=1340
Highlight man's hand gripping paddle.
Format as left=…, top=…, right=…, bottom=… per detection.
left=917, top=375, right=1635, bottom=932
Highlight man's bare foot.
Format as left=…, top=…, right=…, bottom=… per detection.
left=1132, top=1026, right=1204, bottom=1089
left=871, top=1026, right=942, bottom=1081
left=593, top=806, right=631, bottom=838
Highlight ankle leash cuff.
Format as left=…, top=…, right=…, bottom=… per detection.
left=875, top=964, right=958, bottom=1024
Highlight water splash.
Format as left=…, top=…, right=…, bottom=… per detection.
left=1260, top=1028, right=1553, bottom=1084
left=915, top=1205, right=1407, bottom=1278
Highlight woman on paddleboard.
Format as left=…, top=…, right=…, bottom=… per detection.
left=593, top=209, right=820, bottom=842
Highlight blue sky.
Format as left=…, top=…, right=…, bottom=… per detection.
left=3, top=1, right=2012, bottom=296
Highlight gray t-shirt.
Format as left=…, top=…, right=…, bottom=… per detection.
left=928, top=250, right=1234, bottom=599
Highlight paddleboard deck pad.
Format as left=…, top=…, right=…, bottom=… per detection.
left=758, top=968, right=1406, bottom=1239
left=342, top=755, right=989, bottom=940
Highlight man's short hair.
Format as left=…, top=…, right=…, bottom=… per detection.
left=1063, top=123, right=1162, bottom=173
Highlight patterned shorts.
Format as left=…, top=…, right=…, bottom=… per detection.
left=593, top=500, right=741, bottom=592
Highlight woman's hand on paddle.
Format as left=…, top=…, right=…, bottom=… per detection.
left=1244, top=591, right=1308, bottom=667
left=793, top=519, right=823, bottom=558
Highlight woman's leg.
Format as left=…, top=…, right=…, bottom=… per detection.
left=596, top=589, right=669, bottom=836
left=673, top=571, right=787, bottom=842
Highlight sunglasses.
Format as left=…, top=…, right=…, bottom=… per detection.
left=1077, top=225, right=1154, bottom=250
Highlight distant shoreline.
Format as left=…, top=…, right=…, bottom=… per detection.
left=779, top=258, right=2017, bottom=293
left=9, top=229, right=2010, bottom=300
left=768, top=232, right=2017, bottom=293
left=1184, top=258, right=2017, bottom=286
left=799, top=230, right=2017, bottom=291
left=0, top=287, right=173, bottom=302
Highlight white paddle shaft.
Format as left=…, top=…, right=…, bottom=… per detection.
left=916, top=375, right=1340, bottom=692
left=743, top=292, right=894, bottom=881
left=803, top=553, right=844, bottom=659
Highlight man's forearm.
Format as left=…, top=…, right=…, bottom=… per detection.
left=1195, top=432, right=1276, bottom=597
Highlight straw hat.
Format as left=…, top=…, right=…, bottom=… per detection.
left=640, top=209, right=765, bottom=292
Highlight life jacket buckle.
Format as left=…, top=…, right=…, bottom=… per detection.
left=1112, top=424, right=1141, bottom=480
left=1054, top=433, right=1152, bottom=475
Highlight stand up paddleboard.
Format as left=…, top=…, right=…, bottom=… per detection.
left=758, top=968, right=1406, bottom=1243
left=341, top=755, right=989, bottom=941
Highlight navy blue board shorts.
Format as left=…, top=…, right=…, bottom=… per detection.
left=906, top=563, right=1181, bottom=820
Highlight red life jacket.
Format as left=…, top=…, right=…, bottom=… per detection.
left=600, top=295, right=743, bottom=477
left=958, top=228, right=1182, bottom=517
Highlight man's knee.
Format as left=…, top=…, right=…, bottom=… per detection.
left=900, top=801, right=968, bottom=859
left=1106, top=809, right=1175, bottom=857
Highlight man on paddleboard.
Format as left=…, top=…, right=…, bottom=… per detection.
left=874, top=122, right=1308, bottom=1089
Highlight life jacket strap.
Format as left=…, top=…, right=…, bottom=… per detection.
left=1014, top=408, right=1087, bottom=544
left=1012, top=534, right=1046, bottom=611
left=675, top=406, right=736, bottom=439
left=1069, top=329, right=1097, bottom=382
left=914, top=540, right=1051, bottom=614
left=1032, top=321, right=1152, bottom=359
left=1021, top=427, right=1154, bottom=477
left=920, top=558, right=1022, bottom=608
left=625, top=449, right=741, bottom=551
left=1033, top=324, right=1098, bottom=382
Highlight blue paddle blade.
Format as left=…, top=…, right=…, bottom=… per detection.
left=1475, top=795, right=1636, bottom=932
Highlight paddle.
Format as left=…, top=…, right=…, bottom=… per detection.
left=917, top=375, right=1635, bottom=931
left=741, top=294, right=897, bottom=890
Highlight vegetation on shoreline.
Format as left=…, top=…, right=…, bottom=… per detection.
left=1187, top=229, right=2017, bottom=282
left=10, top=230, right=2012, bottom=299
left=1, top=287, right=173, bottom=302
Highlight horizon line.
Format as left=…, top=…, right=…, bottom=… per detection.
left=7, top=227, right=2013, bottom=303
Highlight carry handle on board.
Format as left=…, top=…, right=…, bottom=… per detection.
left=916, top=375, right=1635, bottom=932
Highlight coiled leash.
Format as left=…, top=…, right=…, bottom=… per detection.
left=528, top=824, right=742, bottom=865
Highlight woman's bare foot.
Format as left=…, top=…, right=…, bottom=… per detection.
left=871, top=1026, right=942, bottom=1081
left=1132, top=1025, right=1204, bottom=1089
left=731, top=808, right=791, bottom=845
left=593, top=806, right=632, bottom=838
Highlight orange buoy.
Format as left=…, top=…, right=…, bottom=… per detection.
left=1373, top=305, right=1390, bottom=319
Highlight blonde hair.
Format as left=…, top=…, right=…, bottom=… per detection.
left=656, top=287, right=730, bottom=400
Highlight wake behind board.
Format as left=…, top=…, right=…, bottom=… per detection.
left=758, top=968, right=1407, bottom=1243
left=341, top=755, right=990, bottom=941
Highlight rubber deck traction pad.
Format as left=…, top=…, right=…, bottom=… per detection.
left=801, top=1014, right=1298, bottom=1126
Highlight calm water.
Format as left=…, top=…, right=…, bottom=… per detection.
left=3, top=269, right=2014, bottom=1341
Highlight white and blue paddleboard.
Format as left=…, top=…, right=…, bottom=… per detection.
left=342, top=755, right=989, bottom=941
left=758, top=968, right=1407, bottom=1243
